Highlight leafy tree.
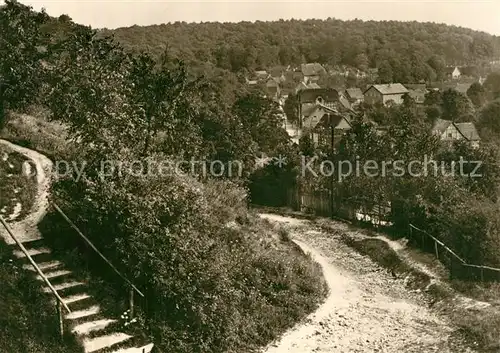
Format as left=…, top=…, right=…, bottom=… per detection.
left=467, top=82, right=487, bottom=108
left=424, top=90, right=442, bottom=107
left=232, top=94, right=289, bottom=155
left=0, top=0, right=49, bottom=126
left=377, top=61, right=393, bottom=83
left=427, top=56, right=446, bottom=80
left=127, top=53, right=204, bottom=157
left=484, top=72, right=500, bottom=101
left=283, top=93, right=299, bottom=124
left=440, top=89, right=475, bottom=122
left=477, top=99, right=500, bottom=139
left=44, top=25, right=137, bottom=160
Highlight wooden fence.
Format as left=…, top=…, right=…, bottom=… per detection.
left=285, top=185, right=500, bottom=282
left=289, top=188, right=390, bottom=228
left=409, top=224, right=500, bottom=282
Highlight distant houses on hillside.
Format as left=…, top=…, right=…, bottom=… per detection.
left=245, top=63, right=487, bottom=117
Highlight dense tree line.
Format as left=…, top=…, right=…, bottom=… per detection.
left=101, top=19, right=500, bottom=83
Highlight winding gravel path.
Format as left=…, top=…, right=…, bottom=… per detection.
left=259, top=213, right=474, bottom=353
left=0, top=139, right=53, bottom=244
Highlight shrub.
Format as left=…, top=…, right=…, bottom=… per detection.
left=50, top=158, right=327, bottom=353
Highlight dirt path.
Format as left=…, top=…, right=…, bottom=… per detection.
left=0, top=139, right=53, bottom=244
left=259, top=213, right=474, bottom=353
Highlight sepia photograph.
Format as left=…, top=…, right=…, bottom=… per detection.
left=1, top=1, right=500, bottom=352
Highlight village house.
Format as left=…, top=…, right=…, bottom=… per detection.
left=245, top=77, right=258, bottom=85
left=295, top=81, right=321, bottom=94
left=344, top=88, right=364, bottom=106
left=269, top=67, right=286, bottom=83
left=265, top=78, right=280, bottom=100
left=301, top=63, right=327, bottom=83
left=300, top=105, right=352, bottom=148
left=432, top=118, right=480, bottom=148
left=254, top=70, right=269, bottom=81
left=445, top=66, right=461, bottom=80
left=294, top=88, right=353, bottom=141
left=408, top=88, right=427, bottom=104
left=363, top=83, right=409, bottom=105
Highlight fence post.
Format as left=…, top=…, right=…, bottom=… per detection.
left=480, top=267, right=484, bottom=282
left=129, top=287, right=134, bottom=319
left=434, top=240, right=439, bottom=259
left=57, top=300, right=64, bottom=340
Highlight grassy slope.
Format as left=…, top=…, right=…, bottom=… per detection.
left=2, top=113, right=329, bottom=353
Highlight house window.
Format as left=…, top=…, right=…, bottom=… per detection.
left=447, top=133, right=452, bottom=138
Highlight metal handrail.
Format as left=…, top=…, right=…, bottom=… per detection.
left=0, top=215, right=71, bottom=314
left=52, top=202, right=144, bottom=298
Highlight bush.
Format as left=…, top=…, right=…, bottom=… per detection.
left=50, top=158, right=327, bottom=353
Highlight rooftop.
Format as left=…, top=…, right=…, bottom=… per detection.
left=301, top=63, right=326, bottom=77
left=455, top=122, right=480, bottom=141
left=366, top=83, right=409, bottom=95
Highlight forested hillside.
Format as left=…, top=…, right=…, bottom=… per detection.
left=101, top=19, right=500, bottom=82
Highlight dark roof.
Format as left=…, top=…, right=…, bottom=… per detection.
left=299, top=88, right=340, bottom=104
left=455, top=122, right=480, bottom=141
left=269, top=67, right=284, bottom=78
left=301, top=63, right=326, bottom=77
left=301, top=103, right=319, bottom=118
left=365, top=83, right=409, bottom=95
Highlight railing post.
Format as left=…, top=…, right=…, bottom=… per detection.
left=129, top=286, right=134, bottom=319
left=57, top=300, right=64, bottom=340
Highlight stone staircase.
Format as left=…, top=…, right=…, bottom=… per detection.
left=11, top=238, right=154, bottom=353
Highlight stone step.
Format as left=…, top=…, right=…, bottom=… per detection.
left=83, top=332, right=133, bottom=353
left=24, top=260, right=62, bottom=272
left=13, top=247, right=51, bottom=258
left=36, top=269, right=72, bottom=280
left=110, top=343, right=154, bottom=353
left=66, top=305, right=101, bottom=320
left=63, top=293, right=92, bottom=305
left=72, top=319, right=117, bottom=336
left=43, top=280, right=85, bottom=293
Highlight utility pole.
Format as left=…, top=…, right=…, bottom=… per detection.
left=330, top=114, right=335, bottom=219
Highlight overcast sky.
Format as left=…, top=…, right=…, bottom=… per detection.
left=16, top=1, right=500, bottom=35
